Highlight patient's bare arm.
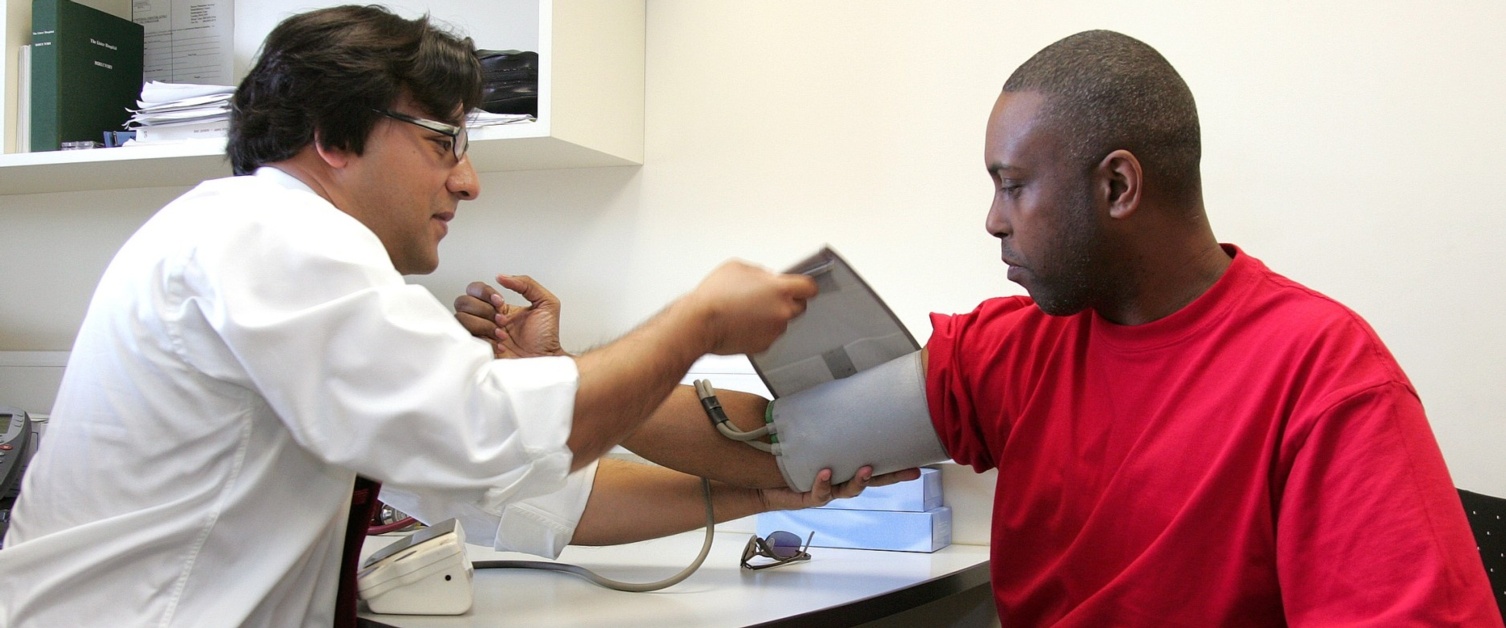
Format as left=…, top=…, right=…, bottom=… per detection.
left=621, top=386, right=785, bottom=488
left=572, top=458, right=871, bottom=546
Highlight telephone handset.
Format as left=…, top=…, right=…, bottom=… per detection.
left=0, top=405, right=36, bottom=544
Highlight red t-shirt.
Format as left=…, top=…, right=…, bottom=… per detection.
left=926, top=246, right=1500, bottom=626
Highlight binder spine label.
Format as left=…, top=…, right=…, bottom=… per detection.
left=29, top=0, right=61, bottom=152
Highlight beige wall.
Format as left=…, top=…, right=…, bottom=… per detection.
left=2, top=1, right=1503, bottom=501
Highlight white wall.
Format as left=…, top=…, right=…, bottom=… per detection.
left=1, top=1, right=1502, bottom=503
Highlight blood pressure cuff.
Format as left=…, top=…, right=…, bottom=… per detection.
left=767, top=351, right=948, bottom=492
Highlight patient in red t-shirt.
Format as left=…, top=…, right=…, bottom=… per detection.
left=457, top=29, right=1501, bottom=627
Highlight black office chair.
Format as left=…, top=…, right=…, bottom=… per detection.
left=1459, top=489, right=1506, bottom=623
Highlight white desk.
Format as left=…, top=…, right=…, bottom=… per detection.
left=359, top=530, right=990, bottom=627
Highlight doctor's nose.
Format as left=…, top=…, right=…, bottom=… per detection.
left=450, top=157, right=480, bottom=200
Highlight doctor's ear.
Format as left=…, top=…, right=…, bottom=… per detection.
left=311, top=131, right=354, bottom=169
left=1098, top=149, right=1143, bottom=220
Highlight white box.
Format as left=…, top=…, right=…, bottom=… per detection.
left=757, top=506, right=951, bottom=553
left=0, top=352, right=69, bottom=416
left=821, top=466, right=941, bottom=512
left=358, top=519, right=474, bottom=615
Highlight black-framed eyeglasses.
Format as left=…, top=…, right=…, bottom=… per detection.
left=373, top=109, right=469, bottom=162
left=741, top=530, right=814, bottom=570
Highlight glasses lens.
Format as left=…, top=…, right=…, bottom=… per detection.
left=455, top=126, right=469, bottom=161
left=765, top=531, right=803, bottom=559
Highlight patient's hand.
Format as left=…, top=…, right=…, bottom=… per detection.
left=759, top=466, right=922, bottom=512
left=454, top=274, right=567, bottom=358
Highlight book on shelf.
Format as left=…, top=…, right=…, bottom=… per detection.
left=14, top=45, right=32, bottom=153
left=29, top=0, right=146, bottom=153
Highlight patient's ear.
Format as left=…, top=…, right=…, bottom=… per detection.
left=1099, top=149, right=1143, bottom=220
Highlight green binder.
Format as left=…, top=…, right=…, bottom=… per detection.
left=29, top=0, right=145, bottom=152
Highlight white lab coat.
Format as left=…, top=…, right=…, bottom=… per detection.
left=0, top=167, right=596, bottom=626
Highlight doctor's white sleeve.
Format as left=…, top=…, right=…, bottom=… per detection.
left=379, top=459, right=598, bottom=559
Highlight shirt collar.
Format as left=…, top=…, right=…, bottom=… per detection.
left=254, top=165, right=320, bottom=197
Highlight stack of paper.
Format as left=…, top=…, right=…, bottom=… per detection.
left=118, top=83, right=532, bottom=147
left=467, top=110, right=534, bottom=129
left=125, top=81, right=234, bottom=144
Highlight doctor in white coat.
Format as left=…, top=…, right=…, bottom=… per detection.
left=0, top=6, right=895, bottom=626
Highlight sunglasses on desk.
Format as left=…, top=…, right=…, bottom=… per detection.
left=741, top=530, right=814, bottom=570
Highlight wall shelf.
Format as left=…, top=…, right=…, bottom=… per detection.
left=0, top=0, right=644, bottom=195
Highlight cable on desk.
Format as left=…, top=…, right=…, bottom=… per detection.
left=472, top=476, right=715, bottom=592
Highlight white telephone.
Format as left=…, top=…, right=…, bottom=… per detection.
left=358, top=518, right=473, bottom=615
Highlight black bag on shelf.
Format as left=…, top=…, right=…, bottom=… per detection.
left=477, top=49, right=539, bottom=117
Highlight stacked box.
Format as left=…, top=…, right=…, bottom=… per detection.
left=818, top=465, right=943, bottom=512
left=757, top=467, right=950, bottom=553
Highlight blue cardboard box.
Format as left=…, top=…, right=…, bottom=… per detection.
left=757, top=505, right=951, bottom=553
left=820, top=467, right=942, bottom=512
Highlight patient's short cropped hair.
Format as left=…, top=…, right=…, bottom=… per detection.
left=1005, top=30, right=1203, bottom=206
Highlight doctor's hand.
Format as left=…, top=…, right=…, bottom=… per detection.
left=454, top=274, right=566, bottom=358
left=758, top=466, right=922, bottom=512
left=684, top=261, right=818, bottom=356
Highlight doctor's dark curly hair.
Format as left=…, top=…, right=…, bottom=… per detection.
left=227, top=5, right=482, bottom=175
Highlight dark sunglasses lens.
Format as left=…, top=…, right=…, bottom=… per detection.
left=765, top=531, right=803, bottom=559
